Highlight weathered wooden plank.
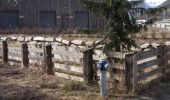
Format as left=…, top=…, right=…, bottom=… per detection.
left=8, top=47, right=21, bottom=51
left=44, top=44, right=53, bottom=75
left=138, top=59, right=161, bottom=71
left=8, top=52, right=22, bottom=57
left=52, top=59, right=83, bottom=66
left=54, top=63, right=83, bottom=73
left=107, top=51, right=128, bottom=59
left=28, top=55, right=43, bottom=61
left=136, top=49, right=159, bottom=60
left=2, top=41, right=8, bottom=64
left=137, top=68, right=161, bottom=81
left=28, top=48, right=44, bottom=53
left=83, top=48, right=94, bottom=85
left=9, top=59, right=21, bottom=63
left=52, top=50, right=83, bottom=58
left=54, top=68, right=83, bottom=77
left=125, top=53, right=137, bottom=93
left=21, top=43, right=29, bottom=68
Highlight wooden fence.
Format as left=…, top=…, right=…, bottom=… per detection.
left=1, top=40, right=170, bottom=93
left=0, top=40, right=96, bottom=84
left=125, top=46, right=170, bottom=93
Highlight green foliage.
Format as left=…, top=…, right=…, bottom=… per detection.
left=82, top=0, right=167, bottom=52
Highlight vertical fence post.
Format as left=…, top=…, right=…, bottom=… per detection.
left=44, top=44, right=53, bottom=75
left=161, top=45, right=168, bottom=80
left=21, top=43, right=29, bottom=68
left=2, top=41, right=8, bottom=64
left=164, top=45, right=168, bottom=75
left=83, top=48, right=94, bottom=85
left=125, top=53, right=137, bottom=94
left=157, top=46, right=165, bottom=80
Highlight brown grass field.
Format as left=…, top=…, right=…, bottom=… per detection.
left=0, top=64, right=170, bottom=100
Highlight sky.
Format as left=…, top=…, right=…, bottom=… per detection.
left=145, top=0, right=167, bottom=7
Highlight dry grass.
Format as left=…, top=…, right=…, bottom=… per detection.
left=0, top=64, right=110, bottom=100
left=0, top=63, right=170, bottom=100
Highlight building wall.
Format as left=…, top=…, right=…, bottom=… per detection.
left=0, top=0, right=105, bottom=30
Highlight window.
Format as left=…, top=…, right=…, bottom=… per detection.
left=0, top=11, right=19, bottom=29
left=74, top=12, right=89, bottom=29
left=40, top=11, right=56, bottom=28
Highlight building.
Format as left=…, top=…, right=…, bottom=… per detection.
left=0, top=0, right=105, bottom=30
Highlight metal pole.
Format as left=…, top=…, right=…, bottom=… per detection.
left=99, top=70, right=108, bottom=96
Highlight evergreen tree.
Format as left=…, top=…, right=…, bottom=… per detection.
left=82, top=0, right=167, bottom=52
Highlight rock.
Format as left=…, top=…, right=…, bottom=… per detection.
left=70, top=44, right=77, bottom=48
left=77, top=46, right=87, bottom=51
left=140, top=43, right=150, bottom=49
left=131, top=47, right=141, bottom=52
left=10, top=36, right=17, bottom=41
left=17, top=36, right=25, bottom=41
left=56, top=37, right=63, bottom=42
left=165, top=41, right=170, bottom=45
left=45, top=37, right=54, bottom=42
left=151, top=43, right=159, bottom=48
left=95, top=45, right=105, bottom=49
left=25, top=37, right=33, bottom=41
left=52, top=42, right=63, bottom=49
left=33, top=37, right=45, bottom=41
left=95, top=39, right=102, bottom=44
left=62, top=39, right=70, bottom=45
left=28, top=41, right=37, bottom=48
left=71, top=40, right=84, bottom=45
left=85, top=41, right=94, bottom=46
left=1, top=37, right=8, bottom=41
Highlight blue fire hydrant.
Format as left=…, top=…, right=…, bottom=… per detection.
left=97, top=59, right=109, bottom=97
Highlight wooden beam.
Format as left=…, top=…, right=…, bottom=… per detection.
left=54, top=68, right=83, bottom=77
left=21, top=43, right=29, bottom=68
left=2, top=41, right=8, bottom=64
left=44, top=44, right=53, bottom=75
left=136, top=49, right=159, bottom=61
left=83, top=48, right=94, bottom=85
left=138, top=59, right=161, bottom=71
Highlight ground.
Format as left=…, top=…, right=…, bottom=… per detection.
left=0, top=64, right=170, bottom=100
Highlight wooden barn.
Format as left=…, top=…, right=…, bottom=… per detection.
left=0, top=0, right=105, bottom=30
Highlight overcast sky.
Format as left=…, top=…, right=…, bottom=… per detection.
left=145, top=0, right=167, bottom=7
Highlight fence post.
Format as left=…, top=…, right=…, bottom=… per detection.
left=83, top=48, right=94, bottom=85
left=21, top=43, right=29, bottom=68
left=161, top=45, right=168, bottom=80
left=2, top=41, right=8, bottom=64
left=125, top=53, right=137, bottom=94
left=44, top=44, right=53, bottom=75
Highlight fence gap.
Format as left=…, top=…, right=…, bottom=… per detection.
left=21, top=43, right=29, bottom=68
left=2, top=41, right=8, bottom=64
left=83, top=48, right=94, bottom=85
left=44, top=44, right=53, bottom=75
